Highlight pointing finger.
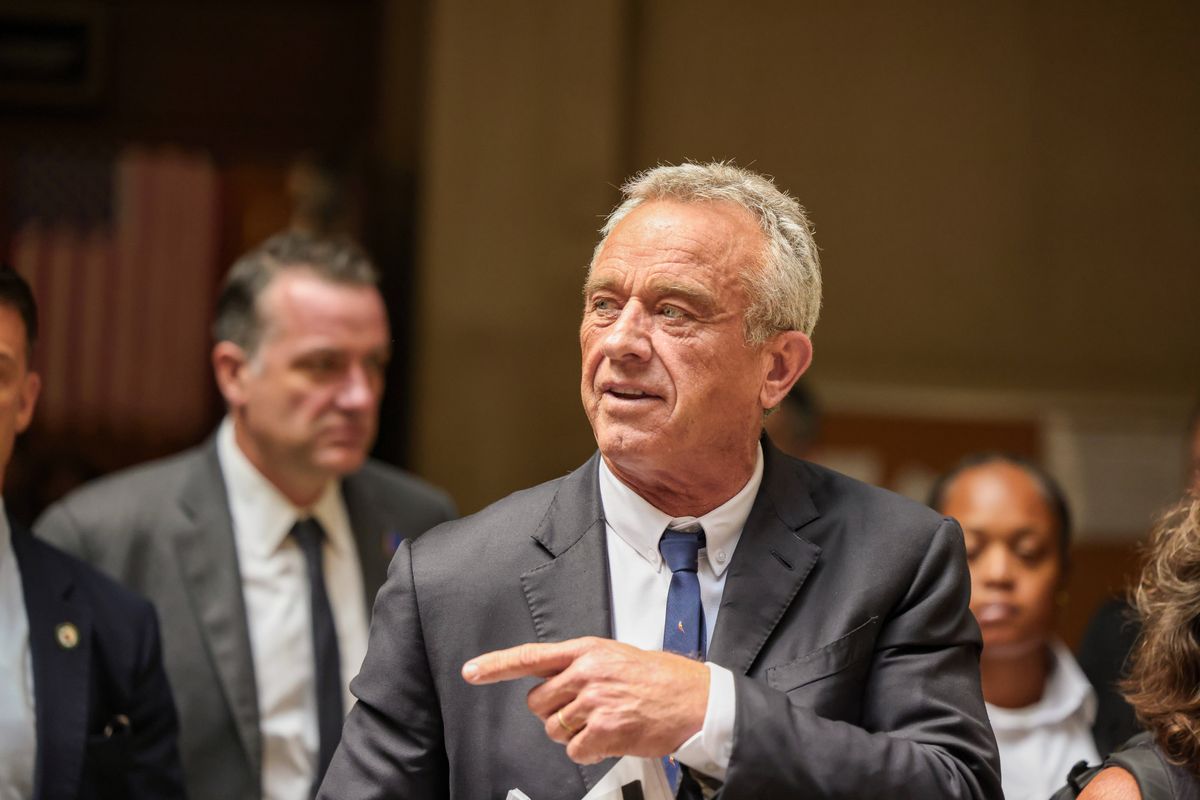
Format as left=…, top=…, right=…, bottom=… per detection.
left=462, top=638, right=594, bottom=685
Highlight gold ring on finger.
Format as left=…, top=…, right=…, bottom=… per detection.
left=556, top=709, right=580, bottom=736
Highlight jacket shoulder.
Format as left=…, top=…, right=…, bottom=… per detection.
left=410, top=469, right=566, bottom=551
left=18, top=528, right=157, bottom=622
left=795, top=457, right=952, bottom=535
left=49, top=447, right=204, bottom=516
left=34, top=446, right=210, bottom=551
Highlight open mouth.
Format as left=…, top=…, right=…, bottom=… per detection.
left=608, top=387, right=652, bottom=399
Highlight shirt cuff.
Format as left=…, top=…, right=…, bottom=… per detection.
left=673, top=662, right=735, bottom=780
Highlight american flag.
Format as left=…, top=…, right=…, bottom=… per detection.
left=8, top=145, right=220, bottom=442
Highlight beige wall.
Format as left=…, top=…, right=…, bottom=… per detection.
left=403, top=1, right=1199, bottom=512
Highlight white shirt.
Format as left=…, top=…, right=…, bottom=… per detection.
left=986, top=640, right=1100, bottom=800
left=0, top=504, right=36, bottom=800
left=217, top=418, right=370, bottom=800
left=599, top=444, right=763, bottom=782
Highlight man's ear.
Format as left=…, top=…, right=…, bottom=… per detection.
left=760, top=331, right=813, bottom=411
left=212, top=341, right=251, bottom=409
left=15, top=370, right=41, bottom=435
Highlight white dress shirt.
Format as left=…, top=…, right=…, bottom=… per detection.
left=599, top=444, right=763, bottom=782
left=0, top=504, right=37, bottom=800
left=986, top=640, right=1101, bottom=800
left=217, top=418, right=369, bottom=800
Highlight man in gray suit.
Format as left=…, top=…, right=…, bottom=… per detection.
left=37, top=234, right=456, bottom=800
left=319, top=163, right=1001, bottom=799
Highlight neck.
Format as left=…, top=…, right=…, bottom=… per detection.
left=603, top=446, right=757, bottom=517
left=980, top=643, right=1053, bottom=709
left=232, top=422, right=326, bottom=508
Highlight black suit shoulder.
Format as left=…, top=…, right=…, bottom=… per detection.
left=13, top=527, right=185, bottom=800
left=17, top=527, right=158, bottom=623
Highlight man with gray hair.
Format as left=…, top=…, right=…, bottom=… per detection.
left=320, top=163, right=1001, bottom=799
left=36, top=232, right=457, bottom=800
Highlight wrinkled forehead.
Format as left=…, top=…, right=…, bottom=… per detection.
left=589, top=198, right=767, bottom=281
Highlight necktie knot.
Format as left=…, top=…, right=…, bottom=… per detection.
left=291, top=517, right=325, bottom=554
left=659, top=528, right=705, bottom=574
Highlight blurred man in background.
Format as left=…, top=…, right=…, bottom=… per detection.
left=36, top=235, right=455, bottom=800
left=0, top=266, right=183, bottom=800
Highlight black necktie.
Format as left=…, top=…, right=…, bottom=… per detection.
left=291, top=518, right=343, bottom=795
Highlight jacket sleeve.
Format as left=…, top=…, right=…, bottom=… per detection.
left=721, top=518, right=1003, bottom=799
left=126, top=602, right=187, bottom=799
left=318, top=539, right=449, bottom=800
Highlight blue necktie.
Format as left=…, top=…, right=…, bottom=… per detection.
left=292, top=518, right=343, bottom=798
left=659, top=526, right=706, bottom=795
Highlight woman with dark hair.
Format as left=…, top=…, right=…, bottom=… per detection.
left=931, top=454, right=1099, bottom=799
left=1077, top=496, right=1200, bottom=798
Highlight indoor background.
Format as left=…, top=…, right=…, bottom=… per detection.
left=1, top=0, right=1197, bottom=644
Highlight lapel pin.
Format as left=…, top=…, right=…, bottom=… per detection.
left=383, top=531, right=404, bottom=557
left=55, top=622, right=80, bottom=650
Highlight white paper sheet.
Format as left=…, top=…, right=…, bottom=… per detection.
left=581, top=756, right=673, bottom=800
left=506, top=755, right=674, bottom=800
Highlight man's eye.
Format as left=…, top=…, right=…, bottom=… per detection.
left=592, top=298, right=618, bottom=314
left=302, top=355, right=341, bottom=375
left=365, top=355, right=389, bottom=376
left=660, top=304, right=686, bottom=319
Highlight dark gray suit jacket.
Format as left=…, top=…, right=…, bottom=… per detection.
left=320, top=442, right=1002, bottom=799
left=34, top=437, right=456, bottom=800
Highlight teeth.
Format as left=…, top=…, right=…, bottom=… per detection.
left=611, top=388, right=646, bottom=398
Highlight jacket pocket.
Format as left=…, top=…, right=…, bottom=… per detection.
left=765, top=616, right=879, bottom=693
left=84, top=714, right=133, bottom=796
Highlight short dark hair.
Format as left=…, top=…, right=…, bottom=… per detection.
left=212, top=231, right=380, bottom=355
left=928, top=452, right=1073, bottom=567
left=0, top=264, right=38, bottom=361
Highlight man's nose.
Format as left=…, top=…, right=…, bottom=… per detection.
left=600, top=301, right=652, bottom=361
left=336, top=362, right=379, bottom=411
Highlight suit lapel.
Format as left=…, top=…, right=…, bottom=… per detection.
left=13, top=524, right=91, bottom=800
left=342, top=475, right=389, bottom=611
left=173, top=440, right=262, bottom=780
left=519, top=452, right=616, bottom=792
left=707, top=440, right=822, bottom=674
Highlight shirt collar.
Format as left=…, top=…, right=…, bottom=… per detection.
left=216, top=417, right=344, bottom=557
left=0, top=498, right=10, bottom=563
left=985, top=639, right=1098, bottom=730
left=597, top=443, right=764, bottom=578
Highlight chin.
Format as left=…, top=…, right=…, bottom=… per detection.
left=594, top=427, right=659, bottom=463
left=315, top=449, right=369, bottom=476
left=981, top=635, right=1047, bottom=661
